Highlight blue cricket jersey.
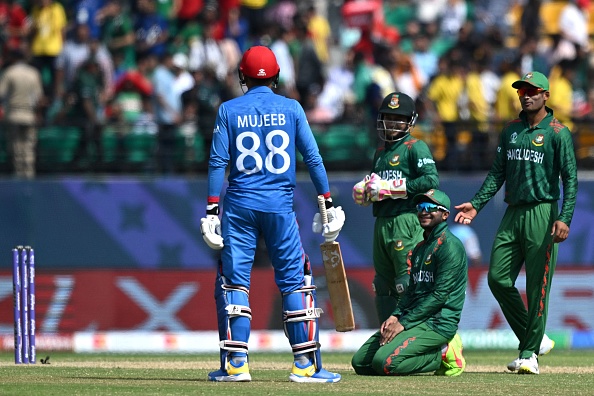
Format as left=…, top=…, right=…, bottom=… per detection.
left=207, top=86, right=330, bottom=212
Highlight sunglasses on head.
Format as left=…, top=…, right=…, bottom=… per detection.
left=517, top=87, right=544, bottom=97
left=416, top=202, right=449, bottom=213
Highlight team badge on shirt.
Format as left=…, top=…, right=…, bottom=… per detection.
left=389, top=154, right=400, bottom=166
left=510, top=132, right=518, bottom=144
left=388, top=94, right=400, bottom=109
left=532, top=134, right=544, bottom=147
left=424, top=253, right=432, bottom=265
left=394, top=240, right=404, bottom=251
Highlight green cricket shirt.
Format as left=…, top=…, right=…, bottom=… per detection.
left=392, top=221, right=468, bottom=339
left=470, top=107, right=578, bottom=226
left=371, top=135, right=439, bottom=218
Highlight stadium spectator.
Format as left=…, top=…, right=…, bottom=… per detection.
left=425, top=55, right=466, bottom=171
left=558, top=0, right=591, bottom=60
left=188, top=19, right=228, bottom=82
left=176, top=0, right=204, bottom=31
left=518, top=36, right=550, bottom=78
left=55, top=23, right=115, bottom=105
left=384, top=0, right=416, bottom=35
left=151, top=52, right=181, bottom=173
left=131, top=95, right=158, bottom=136
left=478, top=56, right=501, bottom=118
left=416, top=0, right=447, bottom=26
left=98, top=0, right=137, bottom=79
left=264, top=0, right=296, bottom=32
left=181, top=65, right=230, bottom=152
left=134, top=0, right=170, bottom=58
left=223, top=5, right=250, bottom=53
left=463, top=58, right=493, bottom=171
left=0, top=0, right=29, bottom=56
left=5, top=0, right=594, bottom=175
left=30, top=0, right=68, bottom=100
left=411, top=32, right=439, bottom=80
left=494, top=56, right=522, bottom=122
left=155, top=0, right=181, bottom=35
left=292, top=18, right=325, bottom=111
left=519, top=0, right=541, bottom=44
left=388, top=47, right=427, bottom=101
left=473, top=0, right=513, bottom=38
left=239, top=0, right=268, bottom=40
left=74, top=0, right=107, bottom=41
left=0, top=48, right=44, bottom=178
left=112, top=70, right=153, bottom=125
left=439, top=0, right=467, bottom=40
left=64, top=58, right=106, bottom=171
left=269, top=23, right=297, bottom=99
left=547, top=59, right=577, bottom=132
left=304, top=5, right=332, bottom=66
left=306, top=59, right=354, bottom=124
left=351, top=49, right=395, bottom=128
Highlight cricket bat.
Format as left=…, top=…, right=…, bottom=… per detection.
left=317, top=195, right=355, bottom=332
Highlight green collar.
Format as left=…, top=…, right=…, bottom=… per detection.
left=519, top=106, right=554, bottom=129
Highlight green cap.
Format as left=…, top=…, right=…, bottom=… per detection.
left=378, top=92, right=416, bottom=116
left=512, top=71, right=549, bottom=90
left=413, top=189, right=451, bottom=212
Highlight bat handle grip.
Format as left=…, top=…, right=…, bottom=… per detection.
left=317, top=195, right=329, bottom=225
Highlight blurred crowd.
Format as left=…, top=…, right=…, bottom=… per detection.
left=0, top=0, right=593, bottom=176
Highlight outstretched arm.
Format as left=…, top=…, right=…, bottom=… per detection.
left=454, top=202, right=477, bottom=224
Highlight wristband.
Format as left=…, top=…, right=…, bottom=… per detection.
left=206, top=203, right=219, bottom=216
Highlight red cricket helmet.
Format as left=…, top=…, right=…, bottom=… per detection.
left=239, top=46, right=280, bottom=80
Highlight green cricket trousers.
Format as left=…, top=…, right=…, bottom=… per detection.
left=488, top=202, right=558, bottom=359
left=373, top=213, right=424, bottom=323
left=351, top=322, right=448, bottom=376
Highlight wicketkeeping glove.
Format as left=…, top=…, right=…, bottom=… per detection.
left=365, top=172, right=407, bottom=202
left=352, top=175, right=371, bottom=206
left=200, top=204, right=223, bottom=250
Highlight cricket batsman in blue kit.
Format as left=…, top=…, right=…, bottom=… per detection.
left=201, top=46, right=346, bottom=383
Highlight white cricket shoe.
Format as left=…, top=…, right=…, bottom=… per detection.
left=507, top=358, right=522, bottom=372
left=518, top=353, right=539, bottom=374
left=507, top=334, right=554, bottom=372
left=539, top=334, right=555, bottom=356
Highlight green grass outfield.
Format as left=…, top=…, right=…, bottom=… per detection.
left=1, top=350, right=594, bottom=395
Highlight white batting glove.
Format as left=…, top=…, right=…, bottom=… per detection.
left=323, top=206, right=345, bottom=242
left=353, top=175, right=371, bottom=206
left=312, top=212, right=323, bottom=234
left=200, top=204, right=223, bottom=250
left=366, top=173, right=407, bottom=202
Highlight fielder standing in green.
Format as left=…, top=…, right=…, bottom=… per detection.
left=352, top=189, right=468, bottom=376
left=455, top=71, right=578, bottom=375
left=352, top=92, right=439, bottom=324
